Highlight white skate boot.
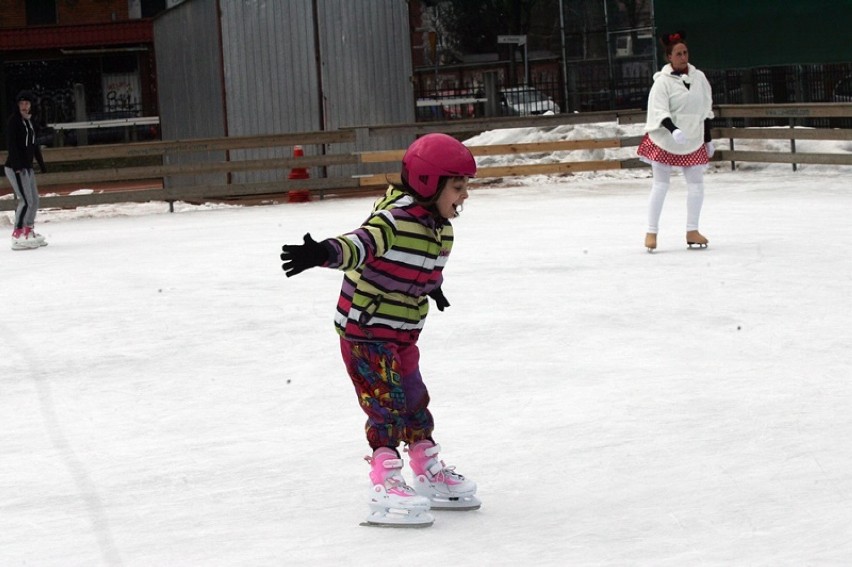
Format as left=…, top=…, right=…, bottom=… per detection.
left=26, top=227, right=47, bottom=247
left=407, top=440, right=480, bottom=510
left=362, top=447, right=433, bottom=528
left=11, top=228, right=39, bottom=250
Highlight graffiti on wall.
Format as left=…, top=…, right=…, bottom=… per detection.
left=103, top=73, right=141, bottom=114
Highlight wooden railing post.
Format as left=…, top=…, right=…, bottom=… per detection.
left=790, top=117, right=797, bottom=172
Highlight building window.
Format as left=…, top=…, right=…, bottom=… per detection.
left=26, top=0, right=57, bottom=25
left=141, top=0, right=167, bottom=18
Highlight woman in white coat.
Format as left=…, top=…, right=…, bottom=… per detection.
left=637, top=31, right=715, bottom=252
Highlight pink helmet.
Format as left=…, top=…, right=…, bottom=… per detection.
left=401, top=133, right=476, bottom=200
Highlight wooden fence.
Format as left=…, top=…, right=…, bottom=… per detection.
left=713, top=104, right=852, bottom=171
left=2, top=103, right=851, bottom=212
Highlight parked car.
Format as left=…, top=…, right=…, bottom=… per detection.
left=833, top=76, right=852, bottom=102
left=580, top=88, right=647, bottom=112
left=830, top=76, right=852, bottom=127
left=36, top=125, right=57, bottom=147
left=500, top=86, right=560, bottom=116
left=723, top=82, right=775, bottom=104
left=415, top=90, right=482, bottom=120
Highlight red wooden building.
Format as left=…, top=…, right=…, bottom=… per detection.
left=0, top=0, right=165, bottom=145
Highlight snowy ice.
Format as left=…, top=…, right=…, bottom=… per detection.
left=2, top=122, right=851, bottom=566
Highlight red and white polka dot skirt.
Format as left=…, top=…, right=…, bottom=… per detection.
left=637, top=134, right=709, bottom=167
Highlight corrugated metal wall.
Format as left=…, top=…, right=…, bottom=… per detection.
left=219, top=0, right=320, bottom=184
left=316, top=0, right=415, bottom=179
left=220, top=0, right=319, bottom=136
left=154, top=0, right=415, bottom=187
left=153, top=0, right=227, bottom=188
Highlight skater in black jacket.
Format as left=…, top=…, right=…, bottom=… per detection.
left=4, top=90, right=48, bottom=250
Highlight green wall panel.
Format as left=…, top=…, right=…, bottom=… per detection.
left=653, top=0, right=852, bottom=69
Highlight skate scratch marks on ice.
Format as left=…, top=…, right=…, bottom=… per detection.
left=1, top=326, right=125, bottom=566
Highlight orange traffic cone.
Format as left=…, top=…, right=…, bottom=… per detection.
left=287, top=145, right=311, bottom=202
left=288, top=145, right=310, bottom=180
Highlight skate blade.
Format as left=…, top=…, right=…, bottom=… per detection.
left=430, top=503, right=481, bottom=511
left=360, top=518, right=434, bottom=528
left=687, top=243, right=708, bottom=249
left=361, top=510, right=434, bottom=528
left=428, top=496, right=481, bottom=511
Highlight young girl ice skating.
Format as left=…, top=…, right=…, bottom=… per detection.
left=280, top=133, right=480, bottom=527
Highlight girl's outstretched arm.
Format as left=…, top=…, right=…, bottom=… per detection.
left=280, top=233, right=330, bottom=277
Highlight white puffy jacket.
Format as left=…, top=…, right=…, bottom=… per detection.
left=643, top=63, right=714, bottom=155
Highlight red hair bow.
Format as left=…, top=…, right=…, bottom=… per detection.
left=669, top=33, right=682, bottom=43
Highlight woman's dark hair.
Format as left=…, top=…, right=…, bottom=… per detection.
left=15, top=90, right=36, bottom=104
left=660, top=31, right=687, bottom=56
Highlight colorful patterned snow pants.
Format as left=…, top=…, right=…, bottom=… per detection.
left=339, top=338, right=433, bottom=450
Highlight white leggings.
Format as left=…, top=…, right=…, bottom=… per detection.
left=647, top=162, right=705, bottom=233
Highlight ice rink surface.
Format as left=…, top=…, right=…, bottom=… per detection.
left=2, top=125, right=851, bottom=566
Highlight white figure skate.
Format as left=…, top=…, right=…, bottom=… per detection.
left=26, top=227, right=47, bottom=247
left=10, top=228, right=39, bottom=251
left=407, top=440, right=480, bottom=511
left=362, top=447, right=433, bottom=528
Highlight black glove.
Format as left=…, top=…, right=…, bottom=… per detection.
left=280, top=233, right=329, bottom=278
left=428, top=287, right=450, bottom=311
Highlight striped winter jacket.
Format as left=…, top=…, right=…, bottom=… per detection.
left=324, top=186, right=453, bottom=344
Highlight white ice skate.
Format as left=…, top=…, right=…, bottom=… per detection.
left=362, top=448, right=433, bottom=528
left=11, top=229, right=39, bottom=250
left=26, top=227, right=47, bottom=247
left=407, top=440, right=480, bottom=511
